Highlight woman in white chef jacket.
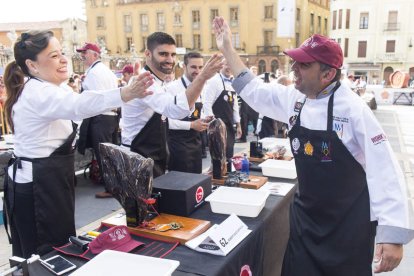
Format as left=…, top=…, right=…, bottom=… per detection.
left=2, top=30, right=153, bottom=258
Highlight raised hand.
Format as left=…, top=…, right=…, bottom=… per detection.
left=197, top=53, right=224, bottom=81
left=121, top=71, right=154, bottom=102
left=212, top=16, right=233, bottom=54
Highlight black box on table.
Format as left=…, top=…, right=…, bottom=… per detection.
left=152, top=171, right=212, bottom=216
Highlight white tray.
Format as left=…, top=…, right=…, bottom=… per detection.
left=205, top=186, right=269, bottom=217
left=259, top=159, right=297, bottom=179
left=70, top=250, right=180, bottom=276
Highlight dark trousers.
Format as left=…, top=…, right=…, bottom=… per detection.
left=240, top=101, right=258, bottom=141
left=89, top=115, right=119, bottom=191
left=6, top=181, right=38, bottom=258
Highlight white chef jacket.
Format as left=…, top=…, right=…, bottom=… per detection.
left=120, top=68, right=191, bottom=146
left=232, top=71, right=414, bottom=244
left=166, top=75, right=205, bottom=130
left=82, top=60, right=119, bottom=116
left=203, top=73, right=240, bottom=124
left=9, top=77, right=123, bottom=183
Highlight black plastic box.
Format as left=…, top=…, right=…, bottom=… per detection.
left=152, top=171, right=212, bottom=216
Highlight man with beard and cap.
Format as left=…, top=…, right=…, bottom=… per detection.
left=166, top=52, right=210, bottom=174
left=121, top=32, right=223, bottom=177
left=203, top=60, right=242, bottom=164
left=213, top=16, right=414, bottom=275
left=76, top=42, right=119, bottom=198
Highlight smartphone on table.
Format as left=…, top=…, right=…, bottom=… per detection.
left=40, top=255, right=77, bottom=275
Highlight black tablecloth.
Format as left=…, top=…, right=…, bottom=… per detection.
left=27, top=179, right=296, bottom=276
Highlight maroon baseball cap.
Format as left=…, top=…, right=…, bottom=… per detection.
left=284, top=34, right=343, bottom=69
left=76, top=42, right=101, bottom=54
left=88, top=225, right=144, bottom=254
left=121, top=65, right=134, bottom=74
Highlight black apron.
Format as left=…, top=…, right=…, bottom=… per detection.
left=212, top=76, right=236, bottom=159
left=282, top=83, right=376, bottom=276
left=127, top=112, right=169, bottom=178
left=168, top=77, right=203, bottom=173
left=3, top=124, right=77, bottom=257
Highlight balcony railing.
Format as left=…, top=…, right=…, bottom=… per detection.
left=383, top=22, right=400, bottom=31
left=375, top=53, right=405, bottom=62
left=257, top=45, right=280, bottom=55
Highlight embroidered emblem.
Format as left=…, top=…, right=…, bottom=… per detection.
left=371, top=133, right=387, bottom=145
left=292, top=138, right=300, bottom=154
left=193, top=108, right=199, bottom=118
left=289, top=115, right=297, bottom=126
left=321, top=89, right=329, bottom=95
left=321, top=141, right=332, bottom=162
left=334, top=123, right=344, bottom=138
left=294, top=101, right=303, bottom=112
left=304, top=141, right=313, bottom=156
left=223, top=95, right=228, bottom=101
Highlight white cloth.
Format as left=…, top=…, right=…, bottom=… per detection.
left=167, top=75, right=205, bottom=130
left=239, top=78, right=412, bottom=237
left=120, top=68, right=191, bottom=146
left=82, top=60, right=119, bottom=115
left=203, top=73, right=240, bottom=123
left=9, top=78, right=123, bottom=183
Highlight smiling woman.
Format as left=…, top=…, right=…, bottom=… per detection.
left=2, top=30, right=154, bottom=259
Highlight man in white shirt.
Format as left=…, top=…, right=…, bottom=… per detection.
left=121, top=32, right=222, bottom=177
left=204, top=62, right=242, bottom=162
left=76, top=42, right=119, bottom=198
left=167, top=52, right=209, bottom=174
left=213, top=16, right=413, bottom=275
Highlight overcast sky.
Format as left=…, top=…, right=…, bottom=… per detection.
left=0, top=0, right=85, bottom=23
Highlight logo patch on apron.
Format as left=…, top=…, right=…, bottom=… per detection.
left=304, top=141, right=314, bottom=156
left=294, top=101, right=303, bottom=112
left=292, top=138, right=300, bottom=154
left=321, top=141, right=332, bottom=162
left=289, top=115, right=298, bottom=126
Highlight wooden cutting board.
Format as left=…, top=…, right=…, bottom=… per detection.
left=211, top=175, right=268, bottom=189
left=102, top=213, right=211, bottom=245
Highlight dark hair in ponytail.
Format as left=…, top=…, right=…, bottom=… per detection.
left=3, top=30, right=54, bottom=132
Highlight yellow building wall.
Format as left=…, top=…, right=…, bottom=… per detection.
left=85, top=0, right=330, bottom=71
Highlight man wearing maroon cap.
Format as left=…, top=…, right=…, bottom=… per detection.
left=212, top=17, right=413, bottom=275
left=76, top=42, right=120, bottom=198
left=121, top=65, right=134, bottom=84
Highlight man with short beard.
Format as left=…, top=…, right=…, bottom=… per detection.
left=121, top=32, right=222, bottom=177
left=167, top=52, right=210, bottom=174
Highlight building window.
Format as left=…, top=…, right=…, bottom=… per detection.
left=232, top=32, right=240, bottom=49
left=192, top=10, right=200, bottom=29
left=141, top=36, right=147, bottom=52
left=271, top=60, right=279, bottom=73
left=97, top=16, right=105, bottom=29
left=174, top=13, right=182, bottom=25
left=230, top=7, right=239, bottom=27
left=211, top=33, right=218, bottom=50
left=175, top=34, right=183, bottom=47
left=264, top=30, right=273, bottom=46
left=124, top=14, right=132, bottom=33
left=332, top=10, right=337, bottom=30
left=258, top=60, right=266, bottom=75
left=193, top=34, right=201, bottom=49
left=264, top=5, right=274, bottom=19
left=338, top=9, right=342, bottom=29
left=157, top=12, right=165, bottom=31
left=310, top=13, right=314, bottom=33
left=296, top=8, right=300, bottom=21
left=358, top=41, right=367, bottom=58
left=386, top=40, right=396, bottom=53
left=295, top=32, right=300, bottom=48
left=387, top=11, right=398, bottom=30
left=140, top=14, right=148, bottom=32
left=344, top=38, right=349, bottom=58
left=210, top=9, right=219, bottom=22
left=337, top=38, right=341, bottom=46
left=345, top=9, right=350, bottom=29
left=324, top=18, right=328, bottom=35
left=126, top=37, right=133, bottom=52
left=317, top=16, right=321, bottom=33
left=359, top=12, right=369, bottom=29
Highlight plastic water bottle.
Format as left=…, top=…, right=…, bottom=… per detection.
left=241, top=153, right=250, bottom=175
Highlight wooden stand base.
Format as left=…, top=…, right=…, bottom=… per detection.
left=211, top=175, right=268, bottom=189
left=102, top=213, right=211, bottom=245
